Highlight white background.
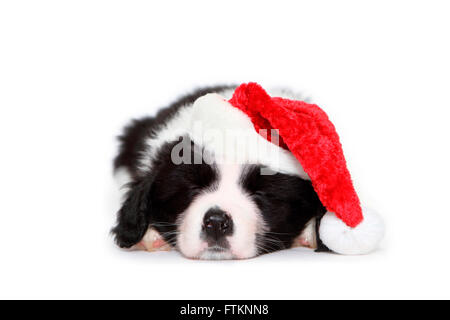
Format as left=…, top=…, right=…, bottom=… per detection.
left=1, top=0, right=449, bottom=299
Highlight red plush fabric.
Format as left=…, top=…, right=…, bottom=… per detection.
left=229, top=83, right=363, bottom=228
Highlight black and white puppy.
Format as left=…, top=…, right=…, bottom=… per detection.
left=112, top=86, right=328, bottom=259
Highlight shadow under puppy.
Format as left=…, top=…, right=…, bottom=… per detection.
left=112, top=83, right=384, bottom=259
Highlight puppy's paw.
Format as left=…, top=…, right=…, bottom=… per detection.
left=292, top=219, right=317, bottom=249
left=131, top=228, right=172, bottom=252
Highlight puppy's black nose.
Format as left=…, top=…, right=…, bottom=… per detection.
left=203, top=208, right=233, bottom=241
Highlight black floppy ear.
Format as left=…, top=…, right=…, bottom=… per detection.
left=112, top=177, right=154, bottom=248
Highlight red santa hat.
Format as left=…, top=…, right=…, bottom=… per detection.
left=189, top=82, right=384, bottom=255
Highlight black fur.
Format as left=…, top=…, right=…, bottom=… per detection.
left=240, top=165, right=325, bottom=254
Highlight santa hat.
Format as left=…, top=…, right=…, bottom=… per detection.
left=189, top=82, right=384, bottom=255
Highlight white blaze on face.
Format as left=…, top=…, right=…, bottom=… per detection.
left=177, top=164, right=263, bottom=260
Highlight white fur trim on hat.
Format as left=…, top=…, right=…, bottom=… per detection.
left=189, top=93, right=309, bottom=179
left=318, top=208, right=385, bottom=255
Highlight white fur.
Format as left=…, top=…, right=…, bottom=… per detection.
left=189, top=94, right=309, bottom=179
left=139, top=105, right=194, bottom=174
left=319, top=208, right=385, bottom=255
left=199, top=249, right=233, bottom=260
left=177, top=164, right=264, bottom=260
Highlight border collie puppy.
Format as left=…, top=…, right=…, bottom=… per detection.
left=112, top=85, right=328, bottom=260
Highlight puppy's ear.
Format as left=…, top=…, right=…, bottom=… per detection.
left=112, top=176, right=154, bottom=248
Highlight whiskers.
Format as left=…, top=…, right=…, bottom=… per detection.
left=255, top=231, right=288, bottom=255
left=149, top=221, right=179, bottom=228
left=148, top=221, right=180, bottom=248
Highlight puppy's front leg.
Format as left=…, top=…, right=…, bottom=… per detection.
left=132, top=228, right=172, bottom=252
left=292, top=219, right=317, bottom=249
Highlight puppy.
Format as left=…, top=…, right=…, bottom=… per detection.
left=112, top=85, right=328, bottom=259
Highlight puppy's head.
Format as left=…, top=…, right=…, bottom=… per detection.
left=113, top=137, right=323, bottom=259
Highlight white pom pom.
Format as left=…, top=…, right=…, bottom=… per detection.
left=319, top=208, right=385, bottom=255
